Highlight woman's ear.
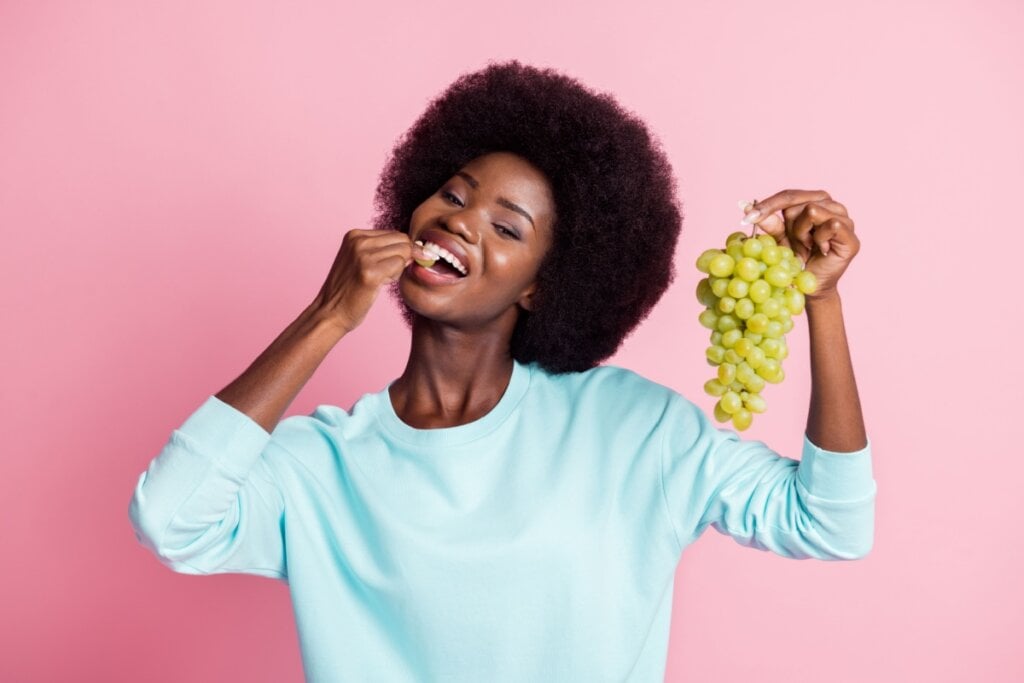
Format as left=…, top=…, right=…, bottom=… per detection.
left=518, top=285, right=539, bottom=312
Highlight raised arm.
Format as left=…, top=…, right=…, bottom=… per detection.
left=741, top=189, right=865, bottom=452
left=215, top=302, right=347, bottom=434
left=805, top=291, right=866, bottom=451
left=217, top=227, right=427, bottom=433
left=128, top=228, right=424, bottom=576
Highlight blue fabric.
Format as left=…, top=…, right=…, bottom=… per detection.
left=129, top=359, right=876, bottom=682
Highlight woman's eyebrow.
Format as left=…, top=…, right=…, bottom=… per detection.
left=455, top=171, right=535, bottom=230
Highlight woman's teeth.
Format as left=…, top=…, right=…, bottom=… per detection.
left=414, top=240, right=467, bottom=275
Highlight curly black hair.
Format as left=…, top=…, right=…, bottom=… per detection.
left=372, top=59, right=684, bottom=374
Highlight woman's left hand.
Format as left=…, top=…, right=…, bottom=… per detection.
left=740, top=190, right=860, bottom=299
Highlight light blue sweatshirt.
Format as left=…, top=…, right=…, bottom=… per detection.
left=128, top=359, right=876, bottom=682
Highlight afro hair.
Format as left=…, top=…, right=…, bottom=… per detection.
left=372, top=59, right=684, bottom=374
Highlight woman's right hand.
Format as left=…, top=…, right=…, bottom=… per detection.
left=312, top=229, right=427, bottom=334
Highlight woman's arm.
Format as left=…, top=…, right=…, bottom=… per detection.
left=741, top=189, right=865, bottom=451
left=215, top=303, right=346, bottom=434
left=805, top=290, right=867, bottom=452
left=216, top=227, right=423, bottom=434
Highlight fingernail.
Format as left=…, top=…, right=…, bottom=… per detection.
left=740, top=210, right=761, bottom=225
left=737, top=199, right=755, bottom=212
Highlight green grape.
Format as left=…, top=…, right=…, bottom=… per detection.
left=759, top=261, right=768, bottom=273
left=709, top=254, right=735, bottom=277
left=736, top=257, right=761, bottom=282
left=744, top=393, right=767, bottom=413
left=727, top=277, right=750, bottom=299
left=720, top=391, right=742, bottom=414
left=745, top=345, right=766, bottom=369
left=718, top=363, right=737, bottom=385
left=733, top=337, right=754, bottom=358
left=776, top=339, right=789, bottom=360
left=761, top=244, right=782, bottom=265
left=781, top=317, right=794, bottom=334
left=760, top=338, right=782, bottom=359
left=741, top=237, right=763, bottom=258
left=748, top=279, right=772, bottom=303
left=756, top=358, right=781, bottom=381
left=735, top=361, right=756, bottom=386
left=696, top=249, right=722, bottom=273
left=696, top=278, right=717, bottom=307
left=757, top=234, right=776, bottom=249
left=729, top=380, right=745, bottom=393
left=710, top=330, right=723, bottom=345
left=706, top=345, right=726, bottom=364
left=756, top=297, right=781, bottom=319
left=764, top=264, right=793, bottom=288
left=704, top=378, right=728, bottom=396
left=747, top=313, right=769, bottom=334
left=714, top=401, right=732, bottom=423
left=780, top=246, right=794, bottom=261
left=743, top=330, right=763, bottom=344
left=795, top=270, right=818, bottom=294
left=724, top=349, right=742, bottom=365
left=764, top=320, right=784, bottom=339
left=732, top=408, right=753, bottom=431
left=726, top=231, right=748, bottom=246
left=710, top=276, right=730, bottom=298
left=699, top=308, right=719, bottom=330
left=726, top=241, right=744, bottom=261
left=721, top=328, right=743, bottom=348
left=734, top=298, right=755, bottom=320
left=744, top=373, right=766, bottom=393
left=717, top=296, right=736, bottom=314
left=783, top=288, right=805, bottom=314
left=717, top=314, right=739, bottom=332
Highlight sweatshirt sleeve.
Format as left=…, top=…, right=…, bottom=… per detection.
left=660, top=393, right=876, bottom=561
left=128, top=395, right=289, bottom=581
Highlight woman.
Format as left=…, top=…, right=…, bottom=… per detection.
left=129, top=61, right=875, bottom=682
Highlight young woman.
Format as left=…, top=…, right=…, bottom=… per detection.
left=129, top=61, right=874, bottom=682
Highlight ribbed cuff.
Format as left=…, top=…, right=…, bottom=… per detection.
left=176, top=395, right=273, bottom=477
left=797, top=433, right=875, bottom=502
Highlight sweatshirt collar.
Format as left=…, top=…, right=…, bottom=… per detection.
left=375, top=359, right=532, bottom=447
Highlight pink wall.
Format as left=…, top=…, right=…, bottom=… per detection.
left=2, top=0, right=1020, bottom=681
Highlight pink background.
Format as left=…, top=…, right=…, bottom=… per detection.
left=2, top=0, right=1020, bottom=681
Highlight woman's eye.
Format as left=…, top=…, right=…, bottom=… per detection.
left=441, top=191, right=517, bottom=239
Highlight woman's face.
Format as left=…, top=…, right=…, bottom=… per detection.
left=399, top=151, right=556, bottom=329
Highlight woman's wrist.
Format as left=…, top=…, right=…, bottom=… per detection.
left=805, top=287, right=842, bottom=311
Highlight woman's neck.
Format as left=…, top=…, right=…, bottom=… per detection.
left=388, top=316, right=517, bottom=429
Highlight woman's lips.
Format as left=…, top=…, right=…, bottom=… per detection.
left=407, top=260, right=465, bottom=286
left=415, top=232, right=470, bottom=275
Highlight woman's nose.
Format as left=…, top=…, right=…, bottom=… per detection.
left=442, top=212, right=479, bottom=245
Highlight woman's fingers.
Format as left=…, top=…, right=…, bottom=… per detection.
left=789, top=202, right=855, bottom=260
left=747, top=189, right=832, bottom=220
left=743, top=191, right=841, bottom=258
left=743, top=190, right=831, bottom=243
left=789, top=203, right=826, bottom=260
left=751, top=211, right=790, bottom=249
left=817, top=216, right=860, bottom=260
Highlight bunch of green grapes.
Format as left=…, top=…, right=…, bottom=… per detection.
left=695, top=230, right=818, bottom=431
